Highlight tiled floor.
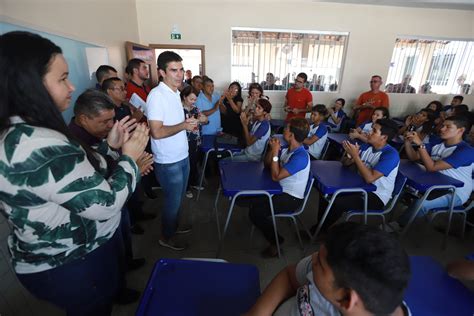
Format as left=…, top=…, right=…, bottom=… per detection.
left=2, top=172, right=473, bottom=315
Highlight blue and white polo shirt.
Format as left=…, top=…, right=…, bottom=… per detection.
left=244, top=120, right=271, bottom=160
left=359, top=143, right=400, bottom=205
left=280, top=146, right=310, bottom=199
left=427, top=140, right=474, bottom=204
left=307, top=123, right=328, bottom=159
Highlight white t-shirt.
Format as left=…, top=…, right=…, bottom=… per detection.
left=146, top=83, right=189, bottom=163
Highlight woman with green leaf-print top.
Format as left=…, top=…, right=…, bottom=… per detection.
left=0, top=31, right=149, bottom=315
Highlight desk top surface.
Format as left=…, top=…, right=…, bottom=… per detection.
left=136, top=258, right=261, bottom=316
left=327, top=133, right=351, bottom=145
left=311, top=160, right=376, bottom=194
left=399, top=160, right=464, bottom=192
left=219, top=161, right=282, bottom=196
left=405, top=256, right=474, bottom=315
left=201, top=135, right=243, bottom=152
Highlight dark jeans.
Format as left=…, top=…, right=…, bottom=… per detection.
left=317, top=191, right=384, bottom=232
left=154, top=157, right=190, bottom=239
left=187, top=141, right=200, bottom=188
left=121, top=207, right=133, bottom=263
left=240, top=193, right=303, bottom=245
left=17, top=228, right=122, bottom=316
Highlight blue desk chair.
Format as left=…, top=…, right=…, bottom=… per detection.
left=319, top=138, right=330, bottom=160
left=343, top=172, right=407, bottom=228
left=250, top=175, right=315, bottom=250
left=427, top=199, right=474, bottom=238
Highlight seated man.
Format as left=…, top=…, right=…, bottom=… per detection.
left=231, top=98, right=272, bottom=161
left=397, top=115, right=473, bottom=227
left=240, top=118, right=310, bottom=257
left=304, top=104, right=328, bottom=160
left=317, top=118, right=400, bottom=232
left=245, top=222, right=411, bottom=316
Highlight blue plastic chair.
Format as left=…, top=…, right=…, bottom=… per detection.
left=250, top=175, right=315, bottom=250
left=343, top=172, right=407, bottom=227
left=427, top=200, right=474, bottom=238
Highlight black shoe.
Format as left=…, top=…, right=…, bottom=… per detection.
left=135, top=212, right=157, bottom=221
left=127, top=258, right=146, bottom=271
left=114, top=288, right=141, bottom=305
left=144, top=189, right=158, bottom=199
left=131, top=224, right=145, bottom=235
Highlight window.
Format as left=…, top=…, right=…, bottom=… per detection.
left=386, top=37, right=473, bottom=95
left=231, top=28, right=349, bottom=92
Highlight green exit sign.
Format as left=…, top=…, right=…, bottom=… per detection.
left=171, top=33, right=181, bottom=40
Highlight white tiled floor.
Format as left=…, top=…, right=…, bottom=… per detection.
left=1, top=172, right=473, bottom=316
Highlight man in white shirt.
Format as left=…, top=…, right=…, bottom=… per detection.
left=146, top=51, right=198, bottom=251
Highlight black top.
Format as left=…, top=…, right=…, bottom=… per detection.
left=221, top=96, right=243, bottom=138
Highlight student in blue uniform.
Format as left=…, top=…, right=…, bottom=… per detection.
left=304, top=104, right=329, bottom=160
left=326, top=98, right=346, bottom=132
left=397, top=115, right=473, bottom=226
left=239, top=118, right=310, bottom=257
left=349, top=106, right=389, bottom=143
left=316, top=118, right=400, bottom=233
left=230, top=98, right=272, bottom=161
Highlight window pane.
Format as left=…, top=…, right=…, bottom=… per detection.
left=386, top=38, right=473, bottom=95
left=231, top=28, right=349, bottom=92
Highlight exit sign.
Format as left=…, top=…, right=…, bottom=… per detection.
left=171, top=33, right=181, bottom=40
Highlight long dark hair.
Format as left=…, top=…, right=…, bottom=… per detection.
left=0, top=31, right=99, bottom=170
left=228, top=81, right=243, bottom=103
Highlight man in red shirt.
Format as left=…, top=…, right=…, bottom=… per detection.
left=353, top=75, right=390, bottom=125
left=284, top=72, right=313, bottom=122
left=125, top=58, right=151, bottom=102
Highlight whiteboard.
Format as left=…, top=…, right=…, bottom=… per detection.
left=1, top=22, right=109, bottom=123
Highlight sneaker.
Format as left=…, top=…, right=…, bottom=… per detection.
left=191, top=185, right=205, bottom=191
left=176, top=224, right=192, bottom=234
left=159, top=238, right=187, bottom=251
left=186, top=190, right=193, bottom=198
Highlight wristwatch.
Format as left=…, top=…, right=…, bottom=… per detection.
left=419, top=144, right=426, bottom=149
left=272, top=156, right=279, bottom=162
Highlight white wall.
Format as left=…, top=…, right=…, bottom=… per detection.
left=136, top=0, right=474, bottom=118
left=2, top=0, right=141, bottom=79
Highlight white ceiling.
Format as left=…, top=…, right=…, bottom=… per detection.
left=312, top=0, right=474, bottom=11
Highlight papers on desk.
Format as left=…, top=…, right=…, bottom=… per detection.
left=129, top=93, right=147, bottom=113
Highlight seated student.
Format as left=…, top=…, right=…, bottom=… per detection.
left=326, top=98, right=346, bottom=132
left=349, top=106, right=389, bottom=143
left=426, top=100, right=443, bottom=118
left=239, top=118, right=310, bottom=257
left=315, top=118, right=400, bottom=232
left=304, top=104, right=329, bottom=160
left=399, top=108, right=435, bottom=143
left=230, top=98, right=272, bottom=161
left=397, top=115, right=474, bottom=227
left=244, top=222, right=411, bottom=316
left=442, top=95, right=463, bottom=115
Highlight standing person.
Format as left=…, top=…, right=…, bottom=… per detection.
left=125, top=58, right=151, bottom=102
left=95, top=65, right=117, bottom=89
left=181, top=86, right=208, bottom=198
left=191, top=75, right=203, bottom=96
left=244, top=83, right=265, bottom=116
left=353, top=75, right=390, bottom=126
left=195, top=76, right=221, bottom=135
left=146, top=51, right=198, bottom=251
left=284, top=72, right=313, bottom=122
left=220, top=81, right=244, bottom=138
left=0, top=31, right=148, bottom=315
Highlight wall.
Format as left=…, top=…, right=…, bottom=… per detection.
left=136, top=0, right=474, bottom=118
left=2, top=0, right=140, bottom=79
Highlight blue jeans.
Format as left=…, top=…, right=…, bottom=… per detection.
left=17, top=228, right=122, bottom=316
left=154, top=157, right=190, bottom=239
left=398, top=193, right=463, bottom=226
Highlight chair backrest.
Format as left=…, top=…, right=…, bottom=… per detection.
left=320, top=139, right=330, bottom=160
left=385, top=172, right=407, bottom=212
left=293, top=175, right=315, bottom=216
